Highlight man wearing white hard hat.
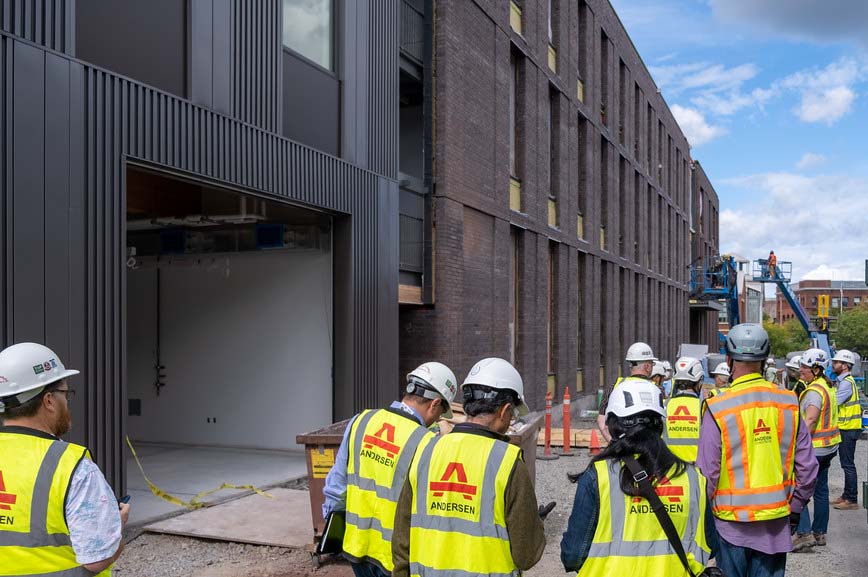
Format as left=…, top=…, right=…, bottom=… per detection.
left=707, top=362, right=731, bottom=399
left=392, top=358, right=545, bottom=577
left=830, top=349, right=861, bottom=511
left=322, top=361, right=457, bottom=577
left=785, top=355, right=806, bottom=397
left=0, top=343, right=129, bottom=576
left=596, top=342, right=656, bottom=443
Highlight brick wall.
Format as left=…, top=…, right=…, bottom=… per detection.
left=400, top=0, right=716, bottom=410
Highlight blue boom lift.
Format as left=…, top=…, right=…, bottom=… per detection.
left=689, top=255, right=739, bottom=353
left=752, top=258, right=835, bottom=359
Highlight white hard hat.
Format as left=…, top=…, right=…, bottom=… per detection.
left=785, top=355, right=802, bottom=370
left=462, top=358, right=528, bottom=416
left=766, top=358, right=775, bottom=365
left=800, top=348, right=829, bottom=370
left=832, top=349, right=858, bottom=366
left=674, top=357, right=704, bottom=383
left=625, top=342, right=657, bottom=362
left=0, top=343, right=79, bottom=408
left=650, top=361, right=666, bottom=378
left=711, top=362, right=731, bottom=377
left=606, top=379, right=666, bottom=418
left=407, top=362, right=458, bottom=419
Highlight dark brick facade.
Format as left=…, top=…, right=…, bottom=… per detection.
left=401, top=0, right=718, bottom=410
left=690, top=161, right=722, bottom=349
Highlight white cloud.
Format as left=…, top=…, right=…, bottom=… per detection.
left=709, top=0, right=868, bottom=45
left=795, top=153, right=827, bottom=170
left=650, top=62, right=759, bottom=95
left=720, top=173, right=868, bottom=283
left=670, top=105, right=726, bottom=147
left=796, top=86, right=856, bottom=124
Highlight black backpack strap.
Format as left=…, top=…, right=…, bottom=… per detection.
left=622, top=456, right=697, bottom=577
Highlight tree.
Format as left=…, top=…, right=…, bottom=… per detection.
left=764, top=319, right=811, bottom=358
left=836, top=303, right=868, bottom=356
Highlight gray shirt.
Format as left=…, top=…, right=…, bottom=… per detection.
left=835, top=371, right=854, bottom=406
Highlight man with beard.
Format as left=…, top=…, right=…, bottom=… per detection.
left=0, top=343, right=129, bottom=576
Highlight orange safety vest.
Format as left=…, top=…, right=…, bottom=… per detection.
left=800, top=378, right=841, bottom=449
left=704, top=374, right=800, bottom=522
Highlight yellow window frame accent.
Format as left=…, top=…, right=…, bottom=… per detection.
left=510, top=177, right=522, bottom=212
left=510, top=2, right=522, bottom=35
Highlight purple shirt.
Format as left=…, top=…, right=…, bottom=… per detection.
left=697, top=376, right=819, bottom=554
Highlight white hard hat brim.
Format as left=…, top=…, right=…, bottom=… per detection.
left=43, top=368, right=79, bottom=388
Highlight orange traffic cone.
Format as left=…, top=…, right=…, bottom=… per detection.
left=589, top=429, right=602, bottom=456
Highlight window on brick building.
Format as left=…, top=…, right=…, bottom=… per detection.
left=619, top=156, right=627, bottom=256
left=843, top=297, right=849, bottom=307
left=509, top=50, right=522, bottom=179
left=855, top=296, right=862, bottom=305
left=577, top=116, right=588, bottom=238
left=618, top=59, right=627, bottom=145
left=811, top=296, right=817, bottom=306
left=577, top=250, right=585, bottom=370
left=600, top=30, right=609, bottom=125
left=509, top=227, right=521, bottom=365
left=549, top=85, right=560, bottom=228
left=600, top=136, right=609, bottom=249
left=548, top=241, right=558, bottom=375
left=832, top=297, right=839, bottom=309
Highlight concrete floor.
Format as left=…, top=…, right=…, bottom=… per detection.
left=125, top=442, right=308, bottom=526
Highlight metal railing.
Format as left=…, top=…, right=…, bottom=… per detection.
left=401, top=0, right=425, bottom=64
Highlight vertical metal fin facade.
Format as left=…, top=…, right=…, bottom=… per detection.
left=368, top=0, right=398, bottom=179
left=0, top=28, right=399, bottom=490
left=232, top=0, right=281, bottom=133
left=0, top=0, right=72, bottom=53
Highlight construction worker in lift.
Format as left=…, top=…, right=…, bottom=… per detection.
left=767, top=250, right=777, bottom=279
left=322, top=361, right=457, bottom=577
left=561, top=379, right=718, bottom=575
left=596, top=342, right=657, bottom=443
left=793, top=349, right=840, bottom=550
left=0, top=343, right=130, bottom=576
left=392, top=358, right=546, bottom=577
left=830, top=349, right=861, bottom=511
left=697, top=324, right=817, bottom=577
left=663, top=357, right=705, bottom=462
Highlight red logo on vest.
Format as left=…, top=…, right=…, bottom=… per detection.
left=632, top=476, right=684, bottom=503
left=363, top=422, right=402, bottom=459
left=0, top=470, right=17, bottom=511
left=669, top=404, right=698, bottom=423
left=754, top=419, right=771, bottom=434
left=430, top=462, right=477, bottom=501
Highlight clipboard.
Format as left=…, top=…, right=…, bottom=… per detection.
left=317, top=510, right=346, bottom=555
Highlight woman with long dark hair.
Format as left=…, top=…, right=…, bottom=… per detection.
left=561, top=379, right=719, bottom=575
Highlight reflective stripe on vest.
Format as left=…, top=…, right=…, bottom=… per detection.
left=664, top=395, right=701, bottom=462
left=706, top=374, right=799, bottom=522
left=408, top=432, right=521, bottom=577
left=838, top=375, right=862, bottom=430
left=0, top=431, right=109, bottom=577
left=343, top=409, right=432, bottom=572
left=801, top=379, right=841, bottom=448
left=576, top=460, right=709, bottom=577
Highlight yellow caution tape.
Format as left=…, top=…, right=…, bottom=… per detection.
left=125, top=436, right=274, bottom=509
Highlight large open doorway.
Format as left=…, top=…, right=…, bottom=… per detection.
left=125, top=166, right=333, bottom=524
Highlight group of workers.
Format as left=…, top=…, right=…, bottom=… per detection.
left=0, top=326, right=861, bottom=577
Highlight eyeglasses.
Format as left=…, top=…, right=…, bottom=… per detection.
left=51, top=388, right=76, bottom=400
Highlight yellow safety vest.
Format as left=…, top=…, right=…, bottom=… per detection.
left=664, top=394, right=701, bottom=462
left=0, top=429, right=111, bottom=577
left=800, top=378, right=841, bottom=448
left=407, top=431, right=521, bottom=577
left=577, top=460, right=710, bottom=577
left=705, top=374, right=800, bottom=522
left=837, top=375, right=862, bottom=431
left=343, top=408, right=432, bottom=572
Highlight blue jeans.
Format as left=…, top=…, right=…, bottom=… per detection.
left=839, top=429, right=860, bottom=503
left=351, top=562, right=389, bottom=577
left=716, top=538, right=787, bottom=577
left=798, top=451, right=837, bottom=535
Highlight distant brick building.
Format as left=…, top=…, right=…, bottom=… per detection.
left=399, top=0, right=721, bottom=410
left=777, top=280, right=868, bottom=324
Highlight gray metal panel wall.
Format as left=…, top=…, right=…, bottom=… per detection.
left=367, top=0, right=399, bottom=179
left=0, top=0, right=72, bottom=53
left=232, top=0, right=281, bottom=133
left=0, top=32, right=399, bottom=490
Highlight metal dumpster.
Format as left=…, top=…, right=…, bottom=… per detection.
left=296, top=413, right=543, bottom=542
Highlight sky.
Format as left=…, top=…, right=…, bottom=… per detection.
left=609, top=0, right=868, bottom=284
